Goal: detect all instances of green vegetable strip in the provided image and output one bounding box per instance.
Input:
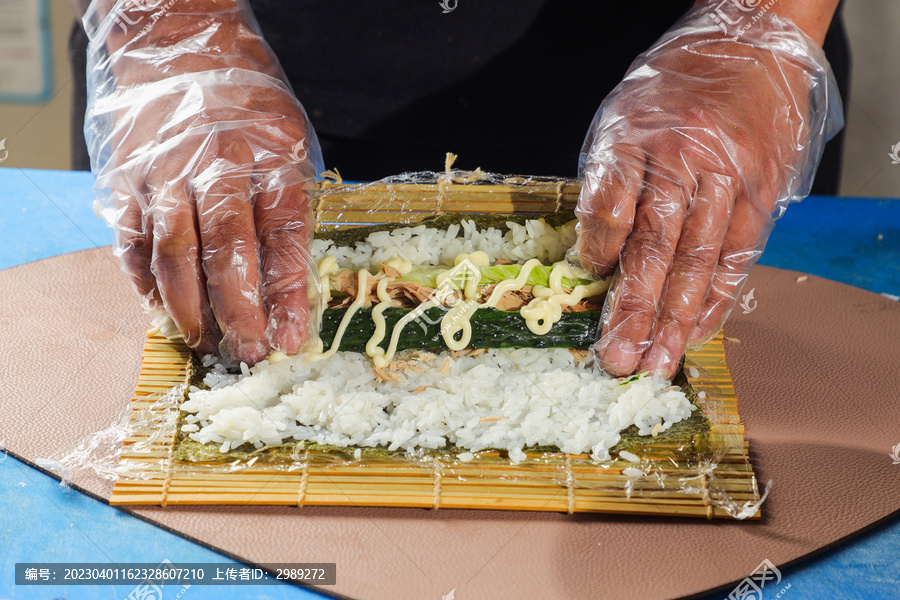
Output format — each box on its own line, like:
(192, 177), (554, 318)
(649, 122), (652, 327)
(319, 307), (602, 352)
(394, 264), (592, 290)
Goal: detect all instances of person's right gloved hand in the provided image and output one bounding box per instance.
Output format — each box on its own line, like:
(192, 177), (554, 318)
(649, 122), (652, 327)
(569, 3), (843, 379)
(83, 0), (324, 365)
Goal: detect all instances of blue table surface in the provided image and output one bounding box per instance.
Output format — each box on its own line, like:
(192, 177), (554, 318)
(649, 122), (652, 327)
(1, 167), (899, 600)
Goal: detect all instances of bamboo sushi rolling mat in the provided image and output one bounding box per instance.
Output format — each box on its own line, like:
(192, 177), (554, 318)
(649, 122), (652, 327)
(110, 176), (760, 518)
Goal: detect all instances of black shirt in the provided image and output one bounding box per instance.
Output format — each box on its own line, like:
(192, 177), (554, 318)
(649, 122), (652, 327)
(253, 0), (692, 178)
(70, 1), (848, 190)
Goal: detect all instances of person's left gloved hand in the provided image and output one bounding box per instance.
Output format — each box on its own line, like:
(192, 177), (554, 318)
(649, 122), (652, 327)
(571, 3), (843, 379)
(83, 0), (324, 365)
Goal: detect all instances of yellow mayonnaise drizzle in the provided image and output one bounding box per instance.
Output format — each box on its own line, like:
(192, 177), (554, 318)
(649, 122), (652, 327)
(317, 256), (339, 306)
(519, 259), (608, 334)
(383, 256), (413, 275)
(374, 299), (438, 368)
(521, 283), (606, 335)
(441, 257), (541, 350)
(311, 268), (371, 361)
(311, 254), (609, 365)
(365, 277), (393, 359)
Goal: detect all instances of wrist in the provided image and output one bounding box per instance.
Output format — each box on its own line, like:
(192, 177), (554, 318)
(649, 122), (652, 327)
(101, 0), (248, 52)
(692, 0), (839, 46)
(90, 0), (281, 88)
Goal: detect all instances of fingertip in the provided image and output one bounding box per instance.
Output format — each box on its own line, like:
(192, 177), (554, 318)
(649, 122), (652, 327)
(271, 321), (305, 355)
(219, 332), (268, 365)
(689, 313), (723, 346)
(687, 327), (707, 346)
(236, 340), (269, 365)
(596, 338), (642, 377)
(264, 290), (310, 355)
(577, 231), (618, 278)
(640, 345), (678, 379)
(192, 315), (223, 356)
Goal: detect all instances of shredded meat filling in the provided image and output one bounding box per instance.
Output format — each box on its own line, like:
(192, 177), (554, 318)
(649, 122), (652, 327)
(329, 269), (435, 309)
(327, 267), (606, 312)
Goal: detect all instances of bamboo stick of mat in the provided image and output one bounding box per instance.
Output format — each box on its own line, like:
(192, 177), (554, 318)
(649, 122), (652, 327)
(110, 177), (761, 519)
(312, 176), (579, 230)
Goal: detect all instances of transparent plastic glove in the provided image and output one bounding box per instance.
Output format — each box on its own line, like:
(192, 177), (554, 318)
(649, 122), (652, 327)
(570, 3), (843, 378)
(83, 0), (324, 365)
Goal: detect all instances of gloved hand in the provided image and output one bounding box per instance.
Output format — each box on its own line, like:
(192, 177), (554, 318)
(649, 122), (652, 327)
(83, 0), (323, 365)
(571, 2), (843, 378)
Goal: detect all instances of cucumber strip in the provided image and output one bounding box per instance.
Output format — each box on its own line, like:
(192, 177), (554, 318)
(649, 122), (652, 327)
(319, 307), (601, 352)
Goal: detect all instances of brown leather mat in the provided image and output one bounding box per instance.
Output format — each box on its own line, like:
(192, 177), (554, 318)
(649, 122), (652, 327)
(2, 248), (899, 600)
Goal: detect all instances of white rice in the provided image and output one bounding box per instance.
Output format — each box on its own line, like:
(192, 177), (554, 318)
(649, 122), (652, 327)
(183, 349), (694, 463)
(618, 450), (641, 463)
(310, 218), (577, 270)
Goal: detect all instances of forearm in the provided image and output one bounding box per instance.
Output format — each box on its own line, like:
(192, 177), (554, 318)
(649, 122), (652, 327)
(693, 0), (840, 45)
(78, 0), (282, 89)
